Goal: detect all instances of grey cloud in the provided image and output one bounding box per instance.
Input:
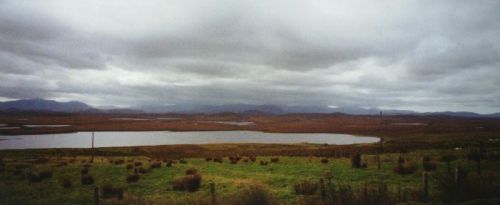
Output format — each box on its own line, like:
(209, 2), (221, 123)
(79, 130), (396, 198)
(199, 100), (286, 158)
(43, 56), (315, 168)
(0, 3), (106, 73)
(0, 0), (499, 113)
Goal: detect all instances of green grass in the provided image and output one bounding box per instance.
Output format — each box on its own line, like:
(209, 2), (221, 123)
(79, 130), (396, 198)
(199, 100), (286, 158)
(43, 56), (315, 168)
(0, 150), (498, 204)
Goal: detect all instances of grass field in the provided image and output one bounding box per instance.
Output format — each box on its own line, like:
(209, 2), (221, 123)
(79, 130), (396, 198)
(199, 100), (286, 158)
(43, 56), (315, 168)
(1, 147), (499, 205)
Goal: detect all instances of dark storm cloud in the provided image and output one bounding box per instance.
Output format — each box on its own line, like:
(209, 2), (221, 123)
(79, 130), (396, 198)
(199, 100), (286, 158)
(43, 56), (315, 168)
(0, 0), (499, 113)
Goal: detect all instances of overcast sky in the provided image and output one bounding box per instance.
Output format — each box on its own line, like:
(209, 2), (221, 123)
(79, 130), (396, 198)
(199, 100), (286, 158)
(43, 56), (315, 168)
(1, 1), (499, 113)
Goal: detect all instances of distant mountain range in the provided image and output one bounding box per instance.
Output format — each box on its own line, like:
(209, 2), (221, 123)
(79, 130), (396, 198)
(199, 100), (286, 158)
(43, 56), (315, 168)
(0, 98), (140, 114)
(0, 98), (95, 113)
(0, 98), (499, 118)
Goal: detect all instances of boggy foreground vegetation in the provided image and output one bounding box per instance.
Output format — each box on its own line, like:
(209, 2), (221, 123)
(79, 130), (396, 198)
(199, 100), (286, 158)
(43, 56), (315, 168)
(0, 140), (499, 205)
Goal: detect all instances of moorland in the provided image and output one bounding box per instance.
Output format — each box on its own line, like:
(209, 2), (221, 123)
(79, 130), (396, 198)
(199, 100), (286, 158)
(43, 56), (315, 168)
(0, 113), (499, 204)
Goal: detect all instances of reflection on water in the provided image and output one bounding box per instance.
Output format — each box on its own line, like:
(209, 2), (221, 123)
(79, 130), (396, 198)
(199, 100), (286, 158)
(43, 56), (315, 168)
(0, 131), (379, 150)
(0, 127), (20, 130)
(23, 125), (72, 128)
(111, 118), (151, 121)
(198, 121), (255, 126)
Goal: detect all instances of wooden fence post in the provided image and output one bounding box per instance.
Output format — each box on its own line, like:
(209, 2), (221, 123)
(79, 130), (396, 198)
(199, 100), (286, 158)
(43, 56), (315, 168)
(362, 182), (368, 205)
(377, 154), (381, 170)
(94, 186), (99, 205)
(209, 180), (216, 205)
(324, 171), (333, 185)
(397, 184), (402, 203)
(454, 166), (462, 201)
(319, 178), (326, 203)
(422, 172), (428, 202)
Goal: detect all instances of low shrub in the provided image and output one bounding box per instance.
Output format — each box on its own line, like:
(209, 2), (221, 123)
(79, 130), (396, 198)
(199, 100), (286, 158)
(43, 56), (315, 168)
(351, 153), (362, 168)
(27, 171), (52, 183)
(338, 184), (357, 205)
(179, 159), (187, 164)
(81, 167), (89, 175)
(270, 157), (279, 163)
(321, 158), (329, 164)
(138, 167), (150, 174)
(260, 160), (268, 166)
(61, 178), (71, 188)
(184, 173), (202, 192)
(126, 164), (133, 170)
(101, 184), (124, 200)
(423, 161), (437, 172)
(185, 168), (198, 175)
(127, 174), (140, 183)
(229, 156), (241, 164)
(134, 162), (142, 167)
(39, 170), (52, 179)
(55, 162), (68, 167)
(231, 185), (274, 205)
(363, 182), (393, 205)
(12, 169), (23, 176)
(213, 157), (223, 163)
(396, 155), (405, 164)
(81, 175), (94, 185)
(14, 164), (30, 170)
(393, 161), (417, 175)
(422, 155), (432, 162)
(33, 158), (49, 164)
(171, 171), (202, 192)
(249, 156), (257, 162)
(27, 173), (42, 183)
(205, 157), (213, 162)
(83, 164), (92, 168)
(293, 180), (318, 195)
(150, 162), (161, 169)
(114, 159), (125, 165)
(172, 177), (185, 191)
(166, 160), (173, 167)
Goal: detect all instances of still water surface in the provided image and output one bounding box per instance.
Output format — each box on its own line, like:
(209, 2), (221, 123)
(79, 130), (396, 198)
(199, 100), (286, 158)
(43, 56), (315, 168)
(0, 131), (379, 150)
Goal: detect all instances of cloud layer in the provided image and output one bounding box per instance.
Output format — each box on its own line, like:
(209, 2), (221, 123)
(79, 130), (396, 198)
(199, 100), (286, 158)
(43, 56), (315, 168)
(1, 0), (499, 113)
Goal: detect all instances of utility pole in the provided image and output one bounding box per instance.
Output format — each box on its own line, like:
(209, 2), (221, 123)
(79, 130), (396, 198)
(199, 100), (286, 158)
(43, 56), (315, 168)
(91, 131), (95, 163)
(377, 111), (383, 170)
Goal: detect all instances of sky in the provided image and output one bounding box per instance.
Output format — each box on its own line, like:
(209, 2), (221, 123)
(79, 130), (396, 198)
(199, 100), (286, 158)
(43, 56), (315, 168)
(0, 0), (499, 113)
